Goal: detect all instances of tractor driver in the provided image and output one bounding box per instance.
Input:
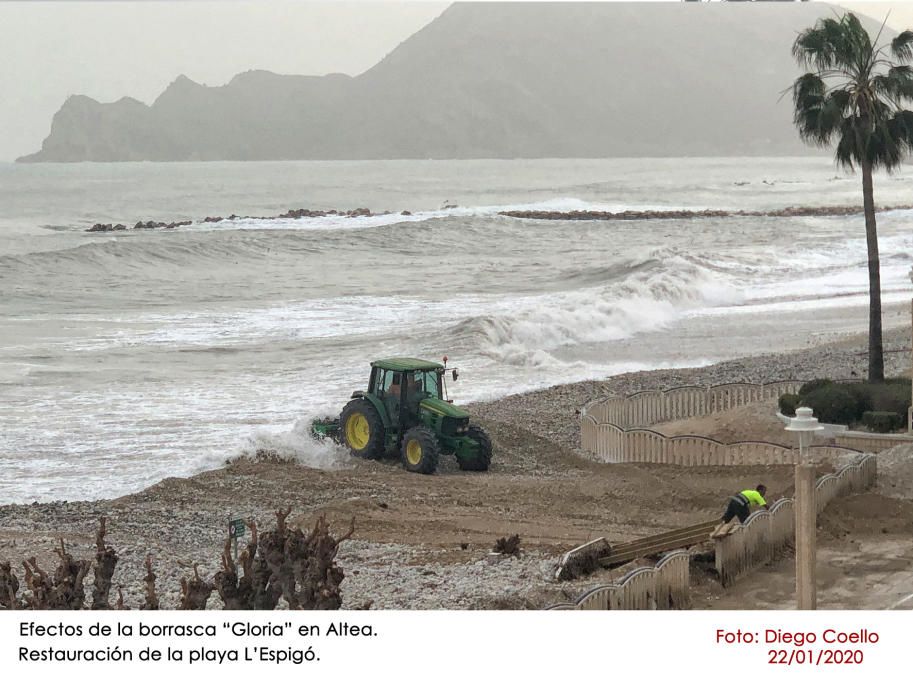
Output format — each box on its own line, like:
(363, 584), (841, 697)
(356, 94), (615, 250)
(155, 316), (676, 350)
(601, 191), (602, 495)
(388, 373), (402, 398)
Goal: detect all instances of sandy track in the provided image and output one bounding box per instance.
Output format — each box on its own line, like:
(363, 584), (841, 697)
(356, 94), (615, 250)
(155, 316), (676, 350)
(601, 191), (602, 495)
(1, 325), (911, 609)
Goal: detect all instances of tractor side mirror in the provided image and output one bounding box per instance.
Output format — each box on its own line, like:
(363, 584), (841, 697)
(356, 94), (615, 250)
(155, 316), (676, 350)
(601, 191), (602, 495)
(452, 369), (459, 381)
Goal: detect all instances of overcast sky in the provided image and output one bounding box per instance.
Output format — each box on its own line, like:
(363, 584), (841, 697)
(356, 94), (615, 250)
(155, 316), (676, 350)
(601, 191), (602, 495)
(1, 1), (912, 162)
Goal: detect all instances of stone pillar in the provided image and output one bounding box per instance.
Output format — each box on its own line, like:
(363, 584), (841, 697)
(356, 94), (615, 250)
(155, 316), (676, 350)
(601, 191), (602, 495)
(795, 458), (817, 610)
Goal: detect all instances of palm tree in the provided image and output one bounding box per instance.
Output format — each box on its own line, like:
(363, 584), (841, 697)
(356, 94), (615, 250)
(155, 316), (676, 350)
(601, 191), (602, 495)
(792, 12), (913, 382)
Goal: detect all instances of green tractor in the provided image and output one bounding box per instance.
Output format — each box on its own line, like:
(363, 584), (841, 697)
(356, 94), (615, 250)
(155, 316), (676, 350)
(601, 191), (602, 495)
(311, 357), (492, 474)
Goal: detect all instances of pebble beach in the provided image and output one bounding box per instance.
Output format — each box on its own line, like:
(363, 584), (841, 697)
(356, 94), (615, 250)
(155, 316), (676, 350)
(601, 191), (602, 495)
(1, 325), (910, 610)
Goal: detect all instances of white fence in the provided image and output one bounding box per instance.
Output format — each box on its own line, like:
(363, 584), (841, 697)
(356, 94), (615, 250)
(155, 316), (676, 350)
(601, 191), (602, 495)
(714, 454), (877, 586)
(584, 381), (805, 429)
(581, 380), (864, 466)
(581, 418), (858, 467)
(545, 550), (690, 611)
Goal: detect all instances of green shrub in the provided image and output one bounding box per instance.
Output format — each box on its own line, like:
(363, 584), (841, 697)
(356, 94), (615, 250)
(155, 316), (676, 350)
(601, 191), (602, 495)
(798, 378), (834, 397)
(861, 411), (904, 433)
(867, 382), (911, 416)
(778, 393), (800, 416)
(799, 384), (863, 424)
(846, 382), (875, 414)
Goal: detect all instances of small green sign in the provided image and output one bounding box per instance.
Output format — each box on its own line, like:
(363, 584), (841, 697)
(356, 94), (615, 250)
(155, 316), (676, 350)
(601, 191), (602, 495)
(229, 518), (246, 539)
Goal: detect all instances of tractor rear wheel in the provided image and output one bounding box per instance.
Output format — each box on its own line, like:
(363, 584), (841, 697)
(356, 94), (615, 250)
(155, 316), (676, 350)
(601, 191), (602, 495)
(340, 399), (386, 460)
(400, 426), (440, 475)
(457, 425), (492, 472)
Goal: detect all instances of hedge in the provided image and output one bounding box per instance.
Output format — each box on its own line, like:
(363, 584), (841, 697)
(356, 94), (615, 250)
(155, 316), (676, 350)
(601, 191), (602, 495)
(861, 411), (904, 433)
(782, 377), (911, 430)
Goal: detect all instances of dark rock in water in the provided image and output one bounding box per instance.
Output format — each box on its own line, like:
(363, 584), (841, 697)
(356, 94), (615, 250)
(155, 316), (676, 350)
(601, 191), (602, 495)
(131, 220), (191, 230)
(499, 202), (913, 222)
(87, 222), (130, 232)
(203, 216), (223, 223)
(401, 210), (412, 216)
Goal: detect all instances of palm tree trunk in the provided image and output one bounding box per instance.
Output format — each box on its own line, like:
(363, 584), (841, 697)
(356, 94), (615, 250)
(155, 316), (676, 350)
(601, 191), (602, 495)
(861, 160), (884, 383)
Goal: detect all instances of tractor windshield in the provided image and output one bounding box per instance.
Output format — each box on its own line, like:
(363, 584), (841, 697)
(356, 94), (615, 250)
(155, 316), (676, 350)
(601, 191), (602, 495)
(410, 370), (442, 399)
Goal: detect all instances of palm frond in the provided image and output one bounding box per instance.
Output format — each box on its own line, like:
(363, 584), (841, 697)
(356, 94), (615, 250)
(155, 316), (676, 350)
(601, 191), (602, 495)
(888, 110), (913, 148)
(846, 13), (874, 74)
(891, 30), (913, 61)
(792, 75), (847, 146)
(872, 65), (913, 106)
(793, 19), (844, 72)
(834, 120), (858, 169)
(868, 120), (905, 172)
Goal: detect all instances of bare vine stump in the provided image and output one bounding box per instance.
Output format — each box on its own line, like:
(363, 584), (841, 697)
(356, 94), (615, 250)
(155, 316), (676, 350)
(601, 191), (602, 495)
(21, 541), (91, 610)
(180, 564), (214, 610)
(0, 561), (19, 610)
(91, 517), (118, 609)
(142, 555), (159, 610)
(7, 510), (351, 610)
(214, 510), (353, 610)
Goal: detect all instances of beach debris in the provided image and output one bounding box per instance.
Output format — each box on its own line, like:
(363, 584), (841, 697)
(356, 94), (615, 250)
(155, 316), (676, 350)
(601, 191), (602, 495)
(493, 534), (521, 557)
(555, 538), (613, 581)
(710, 521), (741, 539)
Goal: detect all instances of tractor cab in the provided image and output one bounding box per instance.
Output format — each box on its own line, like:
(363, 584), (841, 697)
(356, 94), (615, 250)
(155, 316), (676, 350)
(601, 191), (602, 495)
(369, 358), (444, 426)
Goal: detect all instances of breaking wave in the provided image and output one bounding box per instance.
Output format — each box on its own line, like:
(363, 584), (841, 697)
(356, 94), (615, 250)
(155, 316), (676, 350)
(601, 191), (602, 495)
(445, 250), (740, 366)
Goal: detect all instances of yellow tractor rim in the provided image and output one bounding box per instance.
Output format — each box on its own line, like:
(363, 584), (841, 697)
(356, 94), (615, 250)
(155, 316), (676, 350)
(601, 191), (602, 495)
(405, 438), (423, 465)
(345, 413), (370, 450)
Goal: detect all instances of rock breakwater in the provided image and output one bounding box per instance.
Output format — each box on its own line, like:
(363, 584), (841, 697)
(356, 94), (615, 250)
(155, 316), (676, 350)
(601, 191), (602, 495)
(498, 203), (913, 221)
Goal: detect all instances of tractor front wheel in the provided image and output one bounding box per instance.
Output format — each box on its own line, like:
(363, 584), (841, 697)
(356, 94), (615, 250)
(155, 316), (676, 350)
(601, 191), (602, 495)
(400, 426), (440, 475)
(340, 399), (386, 460)
(457, 425), (492, 472)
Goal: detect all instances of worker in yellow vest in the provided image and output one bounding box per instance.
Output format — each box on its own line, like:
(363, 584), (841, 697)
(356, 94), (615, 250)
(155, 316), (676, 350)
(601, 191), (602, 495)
(721, 485), (769, 524)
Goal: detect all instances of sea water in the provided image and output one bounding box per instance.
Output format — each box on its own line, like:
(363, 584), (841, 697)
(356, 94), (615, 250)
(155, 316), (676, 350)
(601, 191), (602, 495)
(2, 157), (911, 502)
